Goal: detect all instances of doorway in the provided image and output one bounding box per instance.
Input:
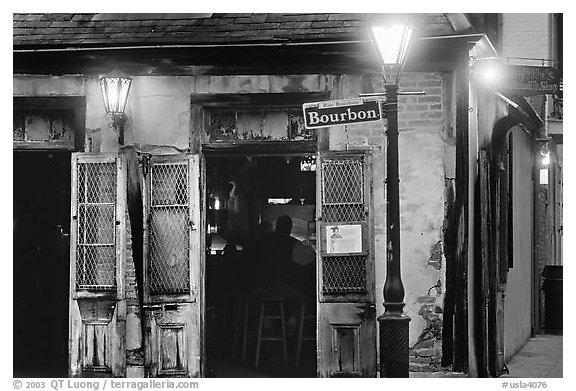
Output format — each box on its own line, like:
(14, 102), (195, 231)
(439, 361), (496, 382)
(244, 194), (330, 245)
(13, 151), (71, 377)
(204, 154), (317, 377)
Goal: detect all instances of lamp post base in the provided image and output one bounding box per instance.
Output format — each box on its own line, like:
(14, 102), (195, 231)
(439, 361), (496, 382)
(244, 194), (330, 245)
(378, 313), (410, 377)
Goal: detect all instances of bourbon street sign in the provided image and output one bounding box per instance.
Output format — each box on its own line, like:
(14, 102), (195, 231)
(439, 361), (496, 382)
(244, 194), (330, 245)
(302, 98), (382, 129)
(502, 65), (560, 96)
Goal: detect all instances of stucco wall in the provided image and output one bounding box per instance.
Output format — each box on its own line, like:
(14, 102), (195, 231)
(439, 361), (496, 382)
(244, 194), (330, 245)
(501, 12), (547, 361)
(504, 127), (534, 361)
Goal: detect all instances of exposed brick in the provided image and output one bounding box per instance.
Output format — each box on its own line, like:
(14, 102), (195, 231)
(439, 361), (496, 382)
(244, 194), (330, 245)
(412, 356), (434, 363)
(417, 80), (443, 88)
(404, 104), (430, 112)
(420, 111), (443, 119)
(418, 96), (442, 103)
(408, 119), (443, 127)
(425, 88), (443, 96)
(400, 112), (421, 120)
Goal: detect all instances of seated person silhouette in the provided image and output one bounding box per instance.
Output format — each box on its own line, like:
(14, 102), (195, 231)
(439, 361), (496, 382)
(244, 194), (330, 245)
(255, 215), (315, 299)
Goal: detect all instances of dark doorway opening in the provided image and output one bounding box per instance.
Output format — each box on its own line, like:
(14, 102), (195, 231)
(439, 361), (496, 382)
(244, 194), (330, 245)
(13, 151), (71, 377)
(204, 155), (317, 377)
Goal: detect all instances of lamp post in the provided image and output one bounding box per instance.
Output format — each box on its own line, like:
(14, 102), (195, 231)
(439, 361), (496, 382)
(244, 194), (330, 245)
(369, 23), (414, 378)
(100, 69), (132, 145)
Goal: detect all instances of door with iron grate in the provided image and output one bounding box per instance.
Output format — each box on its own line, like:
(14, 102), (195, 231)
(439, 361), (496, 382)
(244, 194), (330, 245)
(142, 154), (202, 378)
(69, 153), (127, 377)
(316, 151), (377, 377)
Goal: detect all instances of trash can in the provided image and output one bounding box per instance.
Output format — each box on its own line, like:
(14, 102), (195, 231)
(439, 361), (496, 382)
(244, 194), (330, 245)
(542, 265), (563, 330)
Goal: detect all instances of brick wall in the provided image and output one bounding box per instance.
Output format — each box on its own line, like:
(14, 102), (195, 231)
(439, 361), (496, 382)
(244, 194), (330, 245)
(501, 14), (551, 64)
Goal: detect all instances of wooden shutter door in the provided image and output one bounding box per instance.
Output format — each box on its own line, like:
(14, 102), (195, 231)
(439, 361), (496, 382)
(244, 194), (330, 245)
(316, 151), (377, 377)
(142, 154), (202, 378)
(69, 153), (127, 377)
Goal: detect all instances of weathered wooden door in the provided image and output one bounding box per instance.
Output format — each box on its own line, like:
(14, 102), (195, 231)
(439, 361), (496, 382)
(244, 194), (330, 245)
(491, 153), (507, 378)
(142, 154), (202, 377)
(69, 153), (127, 377)
(478, 150), (491, 377)
(479, 150), (506, 377)
(316, 151), (377, 377)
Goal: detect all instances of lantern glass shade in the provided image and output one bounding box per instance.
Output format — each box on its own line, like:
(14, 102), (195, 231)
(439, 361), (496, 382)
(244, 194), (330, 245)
(370, 24), (414, 68)
(99, 72), (132, 115)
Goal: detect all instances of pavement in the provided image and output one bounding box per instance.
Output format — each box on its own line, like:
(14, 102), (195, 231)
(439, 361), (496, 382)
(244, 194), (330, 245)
(409, 333), (563, 378)
(500, 333), (563, 378)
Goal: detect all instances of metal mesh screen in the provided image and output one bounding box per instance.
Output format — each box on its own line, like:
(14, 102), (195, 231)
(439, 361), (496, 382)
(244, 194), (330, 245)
(149, 163), (190, 294)
(322, 157), (365, 222)
(322, 255), (367, 294)
(76, 162), (117, 290)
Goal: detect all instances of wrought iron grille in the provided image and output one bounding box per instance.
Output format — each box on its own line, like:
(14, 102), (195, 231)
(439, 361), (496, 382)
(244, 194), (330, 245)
(149, 163), (190, 294)
(551, 85), (563, 120)
(76, 162), (117, 290)
(322, 255), (367, 294)
(321, 156), (365, 222)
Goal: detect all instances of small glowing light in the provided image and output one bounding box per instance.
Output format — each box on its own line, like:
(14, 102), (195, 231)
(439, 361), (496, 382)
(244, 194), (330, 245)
(541, 151), (550, 166)
(268, 198), (293, 205)
(540, 168), (549, 185)
(473, 59), (506, 89)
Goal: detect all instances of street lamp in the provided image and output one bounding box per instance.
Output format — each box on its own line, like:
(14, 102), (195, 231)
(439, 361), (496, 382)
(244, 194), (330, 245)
(100, 69), (132, 145)
(369, 22), (414, 378)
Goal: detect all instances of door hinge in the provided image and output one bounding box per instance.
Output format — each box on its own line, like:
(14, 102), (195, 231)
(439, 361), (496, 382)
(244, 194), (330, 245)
(138, 153), (152, 177)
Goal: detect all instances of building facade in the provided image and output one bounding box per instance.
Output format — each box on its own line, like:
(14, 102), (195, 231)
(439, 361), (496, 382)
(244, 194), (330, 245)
(12, 13), (561, 378)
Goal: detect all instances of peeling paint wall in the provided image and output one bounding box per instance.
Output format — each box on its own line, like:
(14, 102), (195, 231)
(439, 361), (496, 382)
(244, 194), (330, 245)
(326, 72), (449, 356)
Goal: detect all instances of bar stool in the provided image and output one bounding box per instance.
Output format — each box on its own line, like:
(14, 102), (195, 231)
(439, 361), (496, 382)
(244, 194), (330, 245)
(231, 295), (254, 363)
(254, 297), (289, 368)
(295, 298), (316, 368)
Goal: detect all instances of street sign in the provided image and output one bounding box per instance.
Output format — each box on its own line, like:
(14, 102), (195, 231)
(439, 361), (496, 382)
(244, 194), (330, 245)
(302, 98), (382, 129)
(472, 60), (561, 96)
(502, 65), (560, 96)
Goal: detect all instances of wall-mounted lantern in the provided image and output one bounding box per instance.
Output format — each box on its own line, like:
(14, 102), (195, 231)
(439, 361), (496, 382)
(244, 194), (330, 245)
(537, 138), (551, 185)
(100, 69), (132, 145)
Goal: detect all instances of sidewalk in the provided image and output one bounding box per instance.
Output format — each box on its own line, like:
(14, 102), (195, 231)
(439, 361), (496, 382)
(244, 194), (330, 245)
(500, 333), (563, 378)
(409, 333), (562, 378)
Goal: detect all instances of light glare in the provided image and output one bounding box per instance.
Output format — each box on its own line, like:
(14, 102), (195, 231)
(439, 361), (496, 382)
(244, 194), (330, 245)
(371, 25), (414, 65)
(473, 59), (505, 89)
(541, 151), (550, 166)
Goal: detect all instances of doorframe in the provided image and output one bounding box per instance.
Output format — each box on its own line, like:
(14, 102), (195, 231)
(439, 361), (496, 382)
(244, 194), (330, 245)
(200, 144), (318, 376)
(13, 95), (86, 377)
